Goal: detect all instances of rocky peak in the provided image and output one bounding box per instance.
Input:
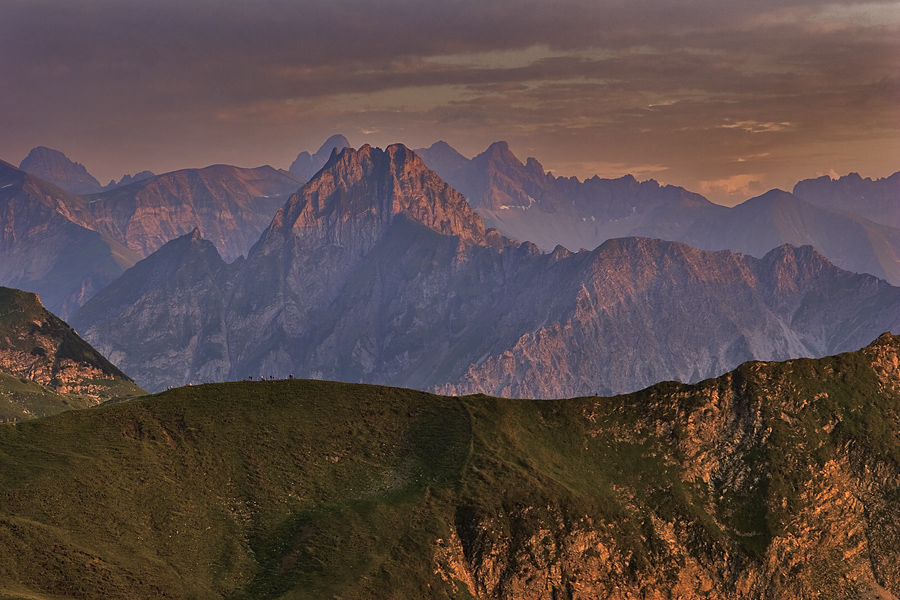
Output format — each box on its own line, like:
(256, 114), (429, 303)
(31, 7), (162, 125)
(19, 146), (103, 195)
(272, 144), (489, 251)
(102, 170), (156, 191)
(525, 156), (545, 177)
(477, 141), (516, 164)
(472, 142), (538, 182)
(468, 141), (549, 211)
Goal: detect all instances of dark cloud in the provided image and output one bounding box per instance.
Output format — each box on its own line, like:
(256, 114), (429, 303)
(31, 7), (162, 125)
(1, 0), (897, 202)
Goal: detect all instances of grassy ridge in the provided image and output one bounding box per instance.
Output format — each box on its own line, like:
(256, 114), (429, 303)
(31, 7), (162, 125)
(0, 380), (472, 599)
(0, 336), (899, 598)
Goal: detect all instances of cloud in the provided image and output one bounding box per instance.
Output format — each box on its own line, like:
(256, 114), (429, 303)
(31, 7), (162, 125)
(1, 0), (897, 188)
(720, 120), (796, 133)
(700, 174), (767, 199)
(735, 152), (771, 162)
(547, 160), (670, 181)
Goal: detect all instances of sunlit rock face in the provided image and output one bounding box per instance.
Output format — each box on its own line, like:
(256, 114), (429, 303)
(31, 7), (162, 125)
(0, 285), (143, 418)
(82, 164), (302, 263)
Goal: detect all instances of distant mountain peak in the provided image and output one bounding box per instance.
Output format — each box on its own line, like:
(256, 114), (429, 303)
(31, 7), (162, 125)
(289, 134), (353, 180)
(525, 157), (544, 177)
(102, 170), (156, 191)
(479, 141), (517, 162)
(274, 143), (489, 250)
(316, 134), (351, 158)
(792, 170), (900, 230)
(19, 146), (103, 194)
(425, 140), (462, 154)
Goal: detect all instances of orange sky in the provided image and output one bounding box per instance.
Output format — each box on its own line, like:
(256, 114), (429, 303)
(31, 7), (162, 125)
(1, 0), (898, 205)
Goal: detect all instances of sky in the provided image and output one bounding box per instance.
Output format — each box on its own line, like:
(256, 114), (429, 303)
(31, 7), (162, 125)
(1, 0), (898, 205)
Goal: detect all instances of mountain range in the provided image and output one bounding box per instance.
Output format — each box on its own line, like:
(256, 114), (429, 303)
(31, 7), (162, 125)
(0, 159), (141, 319)
(80, 163), (302, 262)
(416, 140), (728, 254)
(417, 141), (900, 285)
(18, 146), (155, 194)
(0, 158), (302, 317)
(70, 145), (900, 397)
(3, 138), (899, 398)
(1, 333), (899, 598)
(794, 170), (900, 229)
(2, 135), (900, 598)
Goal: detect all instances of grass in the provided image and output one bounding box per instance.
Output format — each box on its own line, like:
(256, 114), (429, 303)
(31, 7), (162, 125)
(0, 335), (898, 598)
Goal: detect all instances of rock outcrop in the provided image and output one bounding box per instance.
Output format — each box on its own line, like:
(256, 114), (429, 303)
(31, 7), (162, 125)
(440, 333), (900, 599)
(101, 170), (156, 191)
(0, 286), (144, 420)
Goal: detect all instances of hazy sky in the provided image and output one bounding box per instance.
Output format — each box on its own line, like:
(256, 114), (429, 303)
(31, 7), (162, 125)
(2, 0), (898, 205)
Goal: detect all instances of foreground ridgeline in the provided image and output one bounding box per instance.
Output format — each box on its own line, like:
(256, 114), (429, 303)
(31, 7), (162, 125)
(1, 334), (900, 598)
(0, 287), (145, 421)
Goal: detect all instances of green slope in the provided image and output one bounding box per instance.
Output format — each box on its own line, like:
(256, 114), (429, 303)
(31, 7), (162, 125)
(1, 335), (900, 598)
